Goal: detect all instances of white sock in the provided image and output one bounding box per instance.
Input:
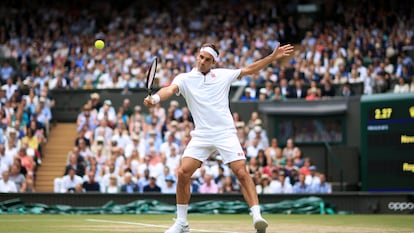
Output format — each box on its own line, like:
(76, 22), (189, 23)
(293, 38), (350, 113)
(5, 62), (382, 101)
(250, 205), (262, 219)
(176, 204), (188, 223)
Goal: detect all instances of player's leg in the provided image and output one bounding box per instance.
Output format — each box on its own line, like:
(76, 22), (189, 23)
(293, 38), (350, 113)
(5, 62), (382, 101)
(165, 157), (201, 233)
(176, 156), (202, 213)
(215, 131), (268, 233)
(165, 134), (211, 233)
(229, 159), (258, 206)
(229, 159), (268, 233)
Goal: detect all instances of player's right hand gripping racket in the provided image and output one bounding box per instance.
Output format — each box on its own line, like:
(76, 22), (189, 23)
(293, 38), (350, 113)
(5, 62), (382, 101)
(146, 56), (158, 100)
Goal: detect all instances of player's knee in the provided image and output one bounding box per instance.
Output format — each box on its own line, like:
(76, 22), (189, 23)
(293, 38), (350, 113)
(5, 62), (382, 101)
(234, 169), (250, 183)
(177, 167), (192, 180)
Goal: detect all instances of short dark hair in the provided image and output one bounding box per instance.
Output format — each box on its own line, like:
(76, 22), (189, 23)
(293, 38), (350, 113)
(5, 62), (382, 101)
(201, 43), (219, 57)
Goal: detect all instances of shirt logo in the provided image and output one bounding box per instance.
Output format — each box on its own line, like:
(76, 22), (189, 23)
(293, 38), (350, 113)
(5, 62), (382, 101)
(211, 73), (216, 78)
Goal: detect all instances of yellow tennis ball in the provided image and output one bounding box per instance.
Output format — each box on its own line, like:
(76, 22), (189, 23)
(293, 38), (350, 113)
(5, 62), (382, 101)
(94, 40), (105, 49)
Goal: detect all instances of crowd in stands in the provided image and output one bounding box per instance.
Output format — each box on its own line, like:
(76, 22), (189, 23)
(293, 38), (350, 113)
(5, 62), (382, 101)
(54, 92), (331, 194)
(238, 4), (414, 101)
(1, 0), (414, 193)
(0, 70), (53, 193)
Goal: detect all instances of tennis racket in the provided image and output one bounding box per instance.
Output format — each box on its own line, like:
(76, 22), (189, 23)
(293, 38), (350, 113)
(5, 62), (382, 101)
(146, 56), (158, 99)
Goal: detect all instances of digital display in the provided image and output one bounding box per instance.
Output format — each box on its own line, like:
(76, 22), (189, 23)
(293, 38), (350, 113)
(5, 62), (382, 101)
(361, 93), (414, 192)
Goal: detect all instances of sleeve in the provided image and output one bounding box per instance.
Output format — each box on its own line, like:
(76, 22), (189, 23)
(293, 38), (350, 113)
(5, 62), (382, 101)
(216, 68), (241, 84)
(230, 69), (242, 82)
(171, 74), (185, 96)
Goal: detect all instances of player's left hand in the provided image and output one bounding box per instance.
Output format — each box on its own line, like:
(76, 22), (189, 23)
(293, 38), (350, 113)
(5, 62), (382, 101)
(272, 43), (294, 60)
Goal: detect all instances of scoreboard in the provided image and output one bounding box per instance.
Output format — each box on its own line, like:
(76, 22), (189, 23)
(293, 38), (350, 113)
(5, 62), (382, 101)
(360, 93), (414, 191)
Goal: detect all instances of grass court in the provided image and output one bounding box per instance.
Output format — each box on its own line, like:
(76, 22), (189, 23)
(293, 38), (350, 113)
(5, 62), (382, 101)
(0, 214), (413, 233)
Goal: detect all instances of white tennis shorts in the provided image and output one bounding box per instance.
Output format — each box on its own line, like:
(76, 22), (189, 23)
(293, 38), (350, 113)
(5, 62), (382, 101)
(183, 130), (246, 164)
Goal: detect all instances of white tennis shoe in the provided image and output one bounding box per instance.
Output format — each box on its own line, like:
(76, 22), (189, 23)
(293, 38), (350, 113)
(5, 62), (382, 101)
(164, 220), (190, 233)
(253, 217), (268, 233)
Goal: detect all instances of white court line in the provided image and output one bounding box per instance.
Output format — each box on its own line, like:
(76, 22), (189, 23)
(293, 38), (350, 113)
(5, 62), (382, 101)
(86, 218), (241, 233)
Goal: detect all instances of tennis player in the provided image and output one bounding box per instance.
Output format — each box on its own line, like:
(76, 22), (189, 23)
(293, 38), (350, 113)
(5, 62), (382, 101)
(144, 42), (294, 233)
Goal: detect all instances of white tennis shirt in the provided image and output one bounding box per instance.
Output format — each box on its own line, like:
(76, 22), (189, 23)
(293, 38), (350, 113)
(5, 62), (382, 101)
(172, 68), (241, 134)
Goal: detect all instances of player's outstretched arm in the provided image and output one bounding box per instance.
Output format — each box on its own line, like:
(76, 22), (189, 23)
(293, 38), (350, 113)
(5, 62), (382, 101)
(239, 43), (294, 78)
(143, 84), (179, 108)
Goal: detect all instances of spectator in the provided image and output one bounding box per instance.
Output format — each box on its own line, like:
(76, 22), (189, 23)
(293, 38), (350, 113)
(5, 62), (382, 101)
(168, 100), (183, 121)
(257, 174), (273, 194)
(255, 150), (269, 171)
(374, 63), (391, 93)
(13, 157), (27, 177)
(305, 166), (320, 187)
(263, 80), (275, 99)
(100, 162), (121, 192)
(265, 138), (282, 166)
(0, 143), (13, 173)
(210, 155), (231, 179)
(269, 86), (286, 100)
(305, 81), (321, 101)
(219, 176), (239, 193)
(240, 87), (256, 101)
(89, 93), (102, 112)
(124, 133), (146, 160)
(0, 170), (17, 193)
(143, 175), (161, 193)
(292, 173), (311, 193)
(0, 61), (14, 83)
(299, 157), (313, 176)
(311, 173), (332, 193)
(120, 172), (139, 193)
(393, 77), (410, 93)
(258, 88), (268, 101)
(17, 147), (35, 176)
(292, 147), (305, 168)
(125, 148), (142, 178)
(340, 82), (354, 97)
(105, 175), (120, 193)
(129, 105), (144, 134)
(76, 104), (98, 134)
(82, 170), (100, 192)
(161, 175), (176, 194)
(75, 127), (91, 148)
(8, 164), (26, 192)
(65, 152), (86, 177)
(20, 128), (40, 159)
(2, 77), (18, 100)
(97, 99), (117, 126)
(320, 79), (336, 98)
(199, 173), (219, 194)
(190, 175), (201, 194)
(282, 138), (295, 159)
(278, 78), (291, 98)
(288, 79), (307, 99)
(77, 137), (92, 161)
(246, 157), (260, 176)
(247, 125), (269, 151)
(94, 119), (113, 145)
(36, 97), (52, 134)
(164, 145), (181, 175)
(59, 167), (83, 193)
(305, 88), (320, 101)
(271, 171), (293, 194)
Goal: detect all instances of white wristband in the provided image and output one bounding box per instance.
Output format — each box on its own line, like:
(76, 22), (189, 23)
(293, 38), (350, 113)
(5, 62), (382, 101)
(152, 94), (160, 104)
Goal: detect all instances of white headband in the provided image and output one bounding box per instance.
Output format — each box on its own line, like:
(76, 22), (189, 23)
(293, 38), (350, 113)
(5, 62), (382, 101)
(200, 47), (219, 61)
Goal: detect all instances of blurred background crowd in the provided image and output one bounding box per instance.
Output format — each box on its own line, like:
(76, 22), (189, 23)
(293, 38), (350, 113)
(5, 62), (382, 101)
(0, 0), (413, 193)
